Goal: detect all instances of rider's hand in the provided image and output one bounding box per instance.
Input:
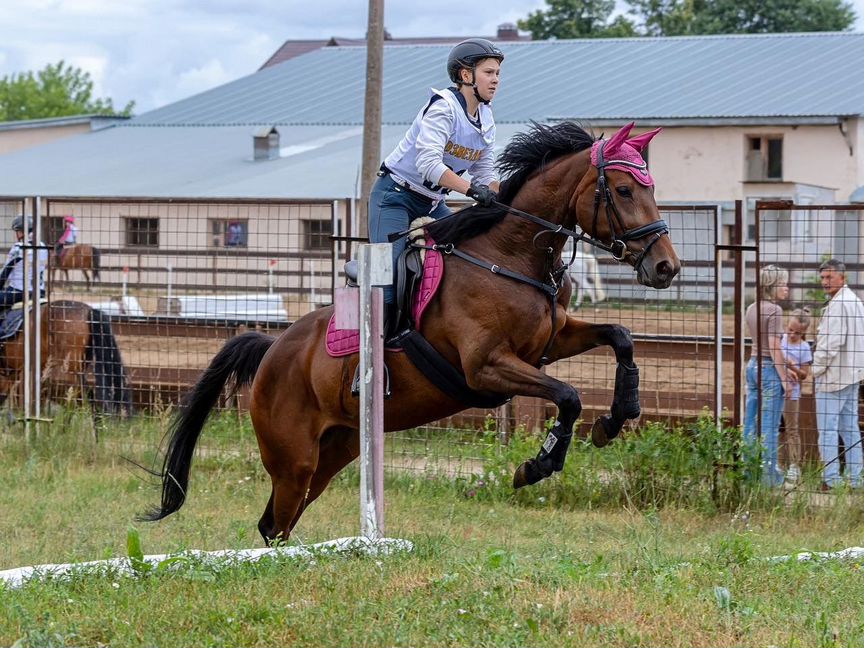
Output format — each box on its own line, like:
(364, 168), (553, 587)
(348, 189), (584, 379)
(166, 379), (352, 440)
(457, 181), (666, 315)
(466, 183), (498, 207)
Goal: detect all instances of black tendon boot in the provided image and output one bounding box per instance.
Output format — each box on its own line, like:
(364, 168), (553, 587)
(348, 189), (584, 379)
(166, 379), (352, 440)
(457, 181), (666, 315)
(513, 421), (573, 488)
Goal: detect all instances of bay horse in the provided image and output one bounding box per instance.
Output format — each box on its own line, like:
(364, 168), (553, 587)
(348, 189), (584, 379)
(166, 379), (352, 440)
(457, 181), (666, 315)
(52, 244), (101, 289)
(0, 300), (132, 421)
(144, 121), (681, 542)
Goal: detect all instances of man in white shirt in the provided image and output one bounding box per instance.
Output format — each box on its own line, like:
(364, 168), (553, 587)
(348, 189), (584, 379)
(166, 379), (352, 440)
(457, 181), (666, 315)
(812, 258), (864, 489)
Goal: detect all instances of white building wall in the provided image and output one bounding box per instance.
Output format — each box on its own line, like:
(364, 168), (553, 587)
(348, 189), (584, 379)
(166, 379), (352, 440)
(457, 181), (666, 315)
(647, 121), (862, 204)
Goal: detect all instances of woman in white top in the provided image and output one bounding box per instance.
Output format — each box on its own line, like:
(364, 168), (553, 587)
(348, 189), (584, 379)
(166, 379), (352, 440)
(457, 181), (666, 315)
(368, 38), (504, 334)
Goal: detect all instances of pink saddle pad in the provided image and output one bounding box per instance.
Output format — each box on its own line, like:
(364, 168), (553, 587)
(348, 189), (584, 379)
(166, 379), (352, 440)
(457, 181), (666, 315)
(325, 245), (444, 357)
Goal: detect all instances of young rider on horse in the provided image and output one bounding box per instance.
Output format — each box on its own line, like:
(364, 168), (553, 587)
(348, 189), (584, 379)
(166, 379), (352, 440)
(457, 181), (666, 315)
(368, 38), (504, 334)
(55, 214), (78, 257)
(0, 215), (49, 309)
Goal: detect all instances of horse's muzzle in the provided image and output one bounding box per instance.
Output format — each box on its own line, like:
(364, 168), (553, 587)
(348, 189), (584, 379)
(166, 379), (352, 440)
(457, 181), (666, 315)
(637, 258), (679, 289)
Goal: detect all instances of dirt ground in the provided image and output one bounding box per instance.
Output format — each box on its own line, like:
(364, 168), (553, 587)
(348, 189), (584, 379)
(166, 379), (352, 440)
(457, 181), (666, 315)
(569, 303), (734, 337)
(50, 288), (740, 403)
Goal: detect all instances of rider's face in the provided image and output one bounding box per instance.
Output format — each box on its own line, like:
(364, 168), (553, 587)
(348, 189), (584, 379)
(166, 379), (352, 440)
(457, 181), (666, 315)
(462, 58), (501, 102)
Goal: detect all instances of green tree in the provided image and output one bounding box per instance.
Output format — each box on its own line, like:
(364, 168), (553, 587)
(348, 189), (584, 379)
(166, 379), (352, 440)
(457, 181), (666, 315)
(627, 0), (856, 36)
(518, 0), (638, 39)
(0, 61), (134, 122)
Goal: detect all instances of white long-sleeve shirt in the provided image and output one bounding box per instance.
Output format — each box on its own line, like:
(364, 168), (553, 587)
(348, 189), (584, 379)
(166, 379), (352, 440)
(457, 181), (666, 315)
(2, 238), (48, 292)
(812, 284), (864, 392)
(384, 87), (497, 200)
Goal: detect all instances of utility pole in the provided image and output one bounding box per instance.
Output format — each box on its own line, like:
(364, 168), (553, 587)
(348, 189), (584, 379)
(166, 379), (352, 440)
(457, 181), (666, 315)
(358, 0), (384, 238)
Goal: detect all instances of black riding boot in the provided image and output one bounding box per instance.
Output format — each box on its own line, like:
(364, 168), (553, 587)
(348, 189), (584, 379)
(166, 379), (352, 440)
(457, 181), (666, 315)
(383, 302), (400, 342)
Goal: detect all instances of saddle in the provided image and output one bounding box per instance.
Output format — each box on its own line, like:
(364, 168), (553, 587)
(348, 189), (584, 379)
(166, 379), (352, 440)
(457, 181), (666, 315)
(339, 225), (509, 409)
(0, 298), (49, 341)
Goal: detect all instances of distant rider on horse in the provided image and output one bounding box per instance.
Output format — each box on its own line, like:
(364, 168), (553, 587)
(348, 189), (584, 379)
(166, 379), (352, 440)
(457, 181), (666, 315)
(0, 215), (49, 309)
(55, 215), (78, 258)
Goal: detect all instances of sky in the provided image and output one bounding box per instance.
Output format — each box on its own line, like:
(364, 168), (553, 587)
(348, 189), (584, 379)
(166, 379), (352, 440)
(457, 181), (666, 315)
(1, 0), (863, 116)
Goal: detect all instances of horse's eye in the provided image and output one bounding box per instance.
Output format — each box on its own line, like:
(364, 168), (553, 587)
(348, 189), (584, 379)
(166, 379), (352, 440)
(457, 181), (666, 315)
(615, 186), (633, 198)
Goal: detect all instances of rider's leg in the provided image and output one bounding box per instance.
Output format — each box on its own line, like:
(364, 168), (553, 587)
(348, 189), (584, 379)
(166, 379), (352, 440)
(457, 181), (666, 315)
(368, 174), (413, 306)
(0, 288), (22, 318)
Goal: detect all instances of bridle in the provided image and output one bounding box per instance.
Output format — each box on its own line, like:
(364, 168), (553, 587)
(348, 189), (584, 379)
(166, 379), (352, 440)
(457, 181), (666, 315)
(587, 138), (669, 272)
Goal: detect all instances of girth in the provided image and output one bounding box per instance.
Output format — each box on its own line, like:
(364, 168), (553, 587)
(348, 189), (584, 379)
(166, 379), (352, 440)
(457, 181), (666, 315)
(392, 329), (510, 409)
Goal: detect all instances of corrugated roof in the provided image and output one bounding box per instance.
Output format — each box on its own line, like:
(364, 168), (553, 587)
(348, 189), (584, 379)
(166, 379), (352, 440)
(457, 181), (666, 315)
(135, 32), (864, 127)
(0, 123), (530, 198)
(259, 29), (529, 70)
(0, 32), (862, 199)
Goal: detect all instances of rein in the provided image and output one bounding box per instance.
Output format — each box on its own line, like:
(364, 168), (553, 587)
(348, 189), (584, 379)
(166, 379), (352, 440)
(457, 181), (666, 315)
(394, 138), (671, 365)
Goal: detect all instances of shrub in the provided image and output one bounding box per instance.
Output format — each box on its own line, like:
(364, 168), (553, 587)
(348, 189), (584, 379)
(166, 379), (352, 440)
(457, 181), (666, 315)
(459, 412), (769, 513)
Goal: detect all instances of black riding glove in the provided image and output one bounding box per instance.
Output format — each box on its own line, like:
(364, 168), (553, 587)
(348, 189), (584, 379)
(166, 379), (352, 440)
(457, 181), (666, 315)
(466, 183), (498, 207)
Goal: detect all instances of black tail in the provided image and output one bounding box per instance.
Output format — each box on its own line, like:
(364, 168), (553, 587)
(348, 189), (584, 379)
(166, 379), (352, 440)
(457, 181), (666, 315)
(141, 331), (275, 521)
(86, 308), (133, 417)
(92, 247), (101, 280)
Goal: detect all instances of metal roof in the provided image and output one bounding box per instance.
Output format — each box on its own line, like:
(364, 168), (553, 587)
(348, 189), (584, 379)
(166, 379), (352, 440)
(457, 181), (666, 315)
(0, 114), (128, 132)
(259, 29), (529, 70)
(0, 123), (534, 198)
(135, 31), (864, 126)
(0, 31), (863, 199)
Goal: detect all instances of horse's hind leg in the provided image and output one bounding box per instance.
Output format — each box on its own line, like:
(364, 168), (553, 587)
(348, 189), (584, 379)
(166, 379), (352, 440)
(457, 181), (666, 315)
(544, 318), (641, 448)
(257, 489), (276, 542)
(257, 426), (359, 544)
(287, 426), (359, 532)
(261, 455), (318, 545)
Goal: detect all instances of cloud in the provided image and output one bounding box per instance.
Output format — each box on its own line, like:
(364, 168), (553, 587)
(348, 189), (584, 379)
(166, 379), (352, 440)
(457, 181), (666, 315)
(3, 0), (860, 117)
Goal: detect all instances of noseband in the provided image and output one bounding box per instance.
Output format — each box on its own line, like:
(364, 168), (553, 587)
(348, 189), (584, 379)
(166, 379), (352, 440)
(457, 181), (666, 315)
(585, 138), (669, 273)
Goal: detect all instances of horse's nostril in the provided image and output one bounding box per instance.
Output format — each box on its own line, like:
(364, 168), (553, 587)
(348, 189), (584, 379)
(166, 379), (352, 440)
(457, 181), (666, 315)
(655, 260), (673, 279)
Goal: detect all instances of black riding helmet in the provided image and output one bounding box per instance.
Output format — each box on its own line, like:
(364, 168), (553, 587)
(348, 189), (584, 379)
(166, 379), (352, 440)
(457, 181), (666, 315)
(11, 215), (31, 232)
(447, 38), (504, 104)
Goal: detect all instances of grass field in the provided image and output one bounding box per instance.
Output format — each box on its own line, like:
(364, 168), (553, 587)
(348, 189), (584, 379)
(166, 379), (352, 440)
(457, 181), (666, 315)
(2, 412), (864, 647)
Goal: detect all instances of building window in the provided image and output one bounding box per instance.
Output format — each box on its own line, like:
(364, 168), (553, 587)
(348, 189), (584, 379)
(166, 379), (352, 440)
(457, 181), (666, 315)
(46, 216), (65, 244)
(210, 219), (248, 248)
(746, 198), (791, 241)
(303, 219), (330, 250)
(760, 209), (792, 242)
(125, 217), (159, 247)
(745, 136), (783, 181)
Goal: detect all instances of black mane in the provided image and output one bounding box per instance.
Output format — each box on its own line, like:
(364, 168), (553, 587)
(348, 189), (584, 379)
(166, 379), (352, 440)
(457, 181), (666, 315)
(427, 121), (595, 245)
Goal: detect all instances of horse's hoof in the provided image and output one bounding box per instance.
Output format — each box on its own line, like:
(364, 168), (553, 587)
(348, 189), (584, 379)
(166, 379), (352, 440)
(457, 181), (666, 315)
(591, 417), (611, 448)
(513, 460), (544, 489)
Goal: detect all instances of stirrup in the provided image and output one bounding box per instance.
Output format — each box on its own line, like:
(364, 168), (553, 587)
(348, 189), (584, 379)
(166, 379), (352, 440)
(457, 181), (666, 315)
(351, 362), (392, 399)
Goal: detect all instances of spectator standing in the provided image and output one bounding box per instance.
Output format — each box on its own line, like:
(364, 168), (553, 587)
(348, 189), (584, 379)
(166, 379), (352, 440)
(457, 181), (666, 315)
(743, 264), (790, 487)
(812, 259), (864, 489)
(780, 307), (812, 484)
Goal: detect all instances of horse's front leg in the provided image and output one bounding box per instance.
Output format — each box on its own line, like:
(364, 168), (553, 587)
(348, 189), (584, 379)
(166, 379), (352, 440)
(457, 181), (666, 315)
(545, 315), (640, 449)
(464, 351), (581, 489)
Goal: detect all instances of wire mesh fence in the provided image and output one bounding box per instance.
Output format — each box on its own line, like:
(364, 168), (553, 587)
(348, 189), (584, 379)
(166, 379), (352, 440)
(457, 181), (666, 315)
(2, 197), (342, 423)
(0, 195), (861, 490)
(383, 204), (722, 477)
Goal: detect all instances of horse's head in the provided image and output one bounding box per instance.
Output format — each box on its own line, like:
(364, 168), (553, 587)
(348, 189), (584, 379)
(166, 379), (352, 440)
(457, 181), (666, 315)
(570, 122), (680, 289)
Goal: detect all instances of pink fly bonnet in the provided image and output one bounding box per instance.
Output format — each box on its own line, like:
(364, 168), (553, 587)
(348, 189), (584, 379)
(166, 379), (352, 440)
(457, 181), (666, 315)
(590, 122), (661, 187)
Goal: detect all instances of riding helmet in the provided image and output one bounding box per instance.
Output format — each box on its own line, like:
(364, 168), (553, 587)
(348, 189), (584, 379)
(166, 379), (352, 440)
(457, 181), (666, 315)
(447, 38), (504, 84)
(11, 215), (31, 232)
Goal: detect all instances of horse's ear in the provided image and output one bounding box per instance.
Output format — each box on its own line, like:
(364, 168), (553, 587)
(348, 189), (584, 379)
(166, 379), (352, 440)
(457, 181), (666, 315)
(627, 127), (662, 153)
(603, 122), (636, 155)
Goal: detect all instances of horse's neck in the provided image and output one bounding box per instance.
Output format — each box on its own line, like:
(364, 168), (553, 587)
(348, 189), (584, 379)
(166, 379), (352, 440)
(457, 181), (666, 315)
(477, 157), (583, 272)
